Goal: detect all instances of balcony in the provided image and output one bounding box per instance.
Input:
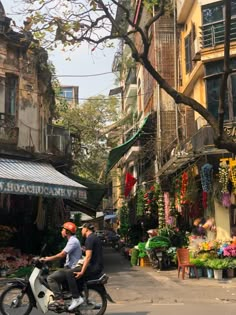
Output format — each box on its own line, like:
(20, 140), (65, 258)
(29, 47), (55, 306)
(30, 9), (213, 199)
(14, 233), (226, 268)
(201, 17), (236, 48)
(124, 68), (137, 112)
(0, 113), (18, 145)
(176, 0), (194, 24)
(45, 124), (72, 156)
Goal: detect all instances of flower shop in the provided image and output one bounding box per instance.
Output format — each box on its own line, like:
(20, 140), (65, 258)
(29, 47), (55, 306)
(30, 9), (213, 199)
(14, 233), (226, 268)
(0, 194), (71, 277)
(118, 154), (236, 278)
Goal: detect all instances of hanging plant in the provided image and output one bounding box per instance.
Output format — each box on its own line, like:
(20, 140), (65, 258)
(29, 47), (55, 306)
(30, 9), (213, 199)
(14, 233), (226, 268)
(144, 184), (159, 215)
(185, 169), (199, 202)
(175, 176), (181, 208)
(136, 189), (145, 217)
(119, 202), (130, 238)
(218, 161), (229, 193)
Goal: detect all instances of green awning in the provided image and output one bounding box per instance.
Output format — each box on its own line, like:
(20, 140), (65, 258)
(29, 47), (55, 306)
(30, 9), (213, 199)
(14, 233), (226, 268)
(67, 174), (107, 211)
(106, 114), (150, 174)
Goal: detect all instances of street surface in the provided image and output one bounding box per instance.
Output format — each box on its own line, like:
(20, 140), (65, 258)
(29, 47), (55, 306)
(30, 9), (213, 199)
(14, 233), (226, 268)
(1, 247), (236, 314)
(103, 247), (236, 314)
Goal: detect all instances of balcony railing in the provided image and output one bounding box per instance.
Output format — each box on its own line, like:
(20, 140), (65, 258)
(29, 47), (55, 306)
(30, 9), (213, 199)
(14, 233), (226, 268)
(45, 124), (72, 156)
(201, 17), (236, 48)
(0, 113), (18, 145)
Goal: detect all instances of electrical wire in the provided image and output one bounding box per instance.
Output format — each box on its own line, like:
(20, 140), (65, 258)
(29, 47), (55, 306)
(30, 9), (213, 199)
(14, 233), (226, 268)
(0, 80), (156, 102)
(54, 72), (116, 77)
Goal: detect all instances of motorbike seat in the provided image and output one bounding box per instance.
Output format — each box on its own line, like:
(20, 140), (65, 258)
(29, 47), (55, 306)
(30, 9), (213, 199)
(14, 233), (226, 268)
(85, 273), (109, 285)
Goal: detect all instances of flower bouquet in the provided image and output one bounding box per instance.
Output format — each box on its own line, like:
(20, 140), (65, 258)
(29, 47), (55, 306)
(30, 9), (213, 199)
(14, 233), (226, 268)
(222, 244), (236, 257)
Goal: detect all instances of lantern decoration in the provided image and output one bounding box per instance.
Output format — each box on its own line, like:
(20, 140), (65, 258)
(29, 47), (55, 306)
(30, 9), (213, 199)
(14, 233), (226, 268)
(200, 163), (213, 192)
(164, 192), (170, 224)
(180, 171), (188, 204)
(158, 192), (165, 229)
(231, 165), (236, 193)
(218, 161), (230, 193)
(200, 163), (213, 210)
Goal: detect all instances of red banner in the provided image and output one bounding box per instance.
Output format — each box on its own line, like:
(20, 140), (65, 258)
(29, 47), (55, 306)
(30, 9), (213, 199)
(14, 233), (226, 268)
(124, 172), (137, 197)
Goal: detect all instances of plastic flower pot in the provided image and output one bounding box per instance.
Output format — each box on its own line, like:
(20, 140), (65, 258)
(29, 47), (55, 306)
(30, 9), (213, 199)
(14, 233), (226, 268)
(206, 268), (213, 278)
(213, 269), (223, 280)
(226, 268), (234, 278)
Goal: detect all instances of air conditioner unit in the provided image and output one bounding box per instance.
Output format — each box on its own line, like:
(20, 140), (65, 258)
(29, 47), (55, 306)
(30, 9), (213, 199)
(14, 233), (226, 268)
(194, 39), (200, 54)
(192, 38), (201, 61)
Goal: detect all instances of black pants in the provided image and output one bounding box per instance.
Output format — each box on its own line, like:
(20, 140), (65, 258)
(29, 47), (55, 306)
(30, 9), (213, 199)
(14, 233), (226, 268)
(66, 266), (101, 298)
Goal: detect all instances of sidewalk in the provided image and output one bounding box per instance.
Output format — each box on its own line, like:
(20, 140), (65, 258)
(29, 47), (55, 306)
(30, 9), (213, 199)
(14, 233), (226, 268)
(103, 248), (236, 304)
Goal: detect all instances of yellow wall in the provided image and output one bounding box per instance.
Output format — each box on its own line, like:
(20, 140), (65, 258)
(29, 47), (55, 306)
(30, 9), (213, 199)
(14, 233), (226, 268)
(214, 200), (230, 240)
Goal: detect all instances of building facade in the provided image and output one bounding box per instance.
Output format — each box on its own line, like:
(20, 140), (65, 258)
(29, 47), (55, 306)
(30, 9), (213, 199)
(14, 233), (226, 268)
(0, 2), (86, 255)
(108, 0), (236, 241)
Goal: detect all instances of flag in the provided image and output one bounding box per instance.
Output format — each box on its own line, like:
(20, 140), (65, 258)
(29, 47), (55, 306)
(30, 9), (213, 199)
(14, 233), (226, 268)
(124, 172), (137, 197)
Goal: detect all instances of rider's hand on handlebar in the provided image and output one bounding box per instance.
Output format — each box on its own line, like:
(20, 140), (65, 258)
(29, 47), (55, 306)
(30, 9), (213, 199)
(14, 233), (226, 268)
(39, 257), (48, 262)
(74, 271), (83, 279)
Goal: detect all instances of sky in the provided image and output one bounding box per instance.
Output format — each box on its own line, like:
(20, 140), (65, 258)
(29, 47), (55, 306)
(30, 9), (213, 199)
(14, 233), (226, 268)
(3, 0), (118, 101)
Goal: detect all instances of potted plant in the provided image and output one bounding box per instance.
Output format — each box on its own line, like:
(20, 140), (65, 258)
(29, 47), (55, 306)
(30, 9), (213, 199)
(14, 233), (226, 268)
(224, 257), (236, 278)
(190, 257), (205, 277)
(206, 258), (228, 280)
(203, 259), (214, 278)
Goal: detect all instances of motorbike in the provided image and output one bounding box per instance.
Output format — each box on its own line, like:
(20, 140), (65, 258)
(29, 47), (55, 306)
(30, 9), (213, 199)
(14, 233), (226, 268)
(146, 247), (170, 270)
(0, 247), (114, 315)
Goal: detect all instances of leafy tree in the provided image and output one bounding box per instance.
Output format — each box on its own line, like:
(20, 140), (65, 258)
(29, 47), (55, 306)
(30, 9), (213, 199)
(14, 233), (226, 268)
(19, 0), (236, 152)
(60, 95), (120, 181)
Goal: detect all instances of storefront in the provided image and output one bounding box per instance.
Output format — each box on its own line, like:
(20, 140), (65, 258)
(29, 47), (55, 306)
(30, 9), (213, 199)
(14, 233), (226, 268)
(0, 158), (87, 275)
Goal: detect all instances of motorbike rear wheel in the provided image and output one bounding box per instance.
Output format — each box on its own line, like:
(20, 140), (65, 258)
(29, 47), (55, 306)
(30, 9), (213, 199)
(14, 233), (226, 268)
(76, 287), (107, 315)
(0, 285), (33, 315)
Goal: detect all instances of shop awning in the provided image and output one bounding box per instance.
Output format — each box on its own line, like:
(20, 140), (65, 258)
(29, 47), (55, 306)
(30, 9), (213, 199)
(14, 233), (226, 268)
(0, 158), (87, 200)
(106, 114), (151, 174)
(66, 174), (107, 211)
(104, 214), (117, 220)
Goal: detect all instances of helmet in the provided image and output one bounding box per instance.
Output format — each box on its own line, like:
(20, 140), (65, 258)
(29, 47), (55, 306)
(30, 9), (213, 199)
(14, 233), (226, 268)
(79, 222), (95, 231)
(62, 222), (77, 234)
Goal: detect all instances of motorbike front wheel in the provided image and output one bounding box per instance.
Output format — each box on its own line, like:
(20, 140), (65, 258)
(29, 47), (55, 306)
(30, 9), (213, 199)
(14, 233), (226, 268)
(76, 287), (107, 315)
(0, 285), (33, 315)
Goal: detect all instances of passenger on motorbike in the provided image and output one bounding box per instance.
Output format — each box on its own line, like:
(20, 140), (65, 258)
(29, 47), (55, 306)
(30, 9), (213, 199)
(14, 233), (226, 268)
(40, 222), (82, 307)
(66, 222), (104, 311)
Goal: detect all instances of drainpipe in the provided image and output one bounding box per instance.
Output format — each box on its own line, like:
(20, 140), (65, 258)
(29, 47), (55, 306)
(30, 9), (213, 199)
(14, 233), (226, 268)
(153, 6), (161, 177)
(174, 0), (179, 146)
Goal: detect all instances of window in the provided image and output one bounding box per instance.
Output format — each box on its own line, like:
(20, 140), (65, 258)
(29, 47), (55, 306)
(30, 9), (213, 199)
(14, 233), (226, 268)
(185, 33), (192, 74)
(202, 1), (236, 48)
(137, 78), (142, 113)
(205, 59), (236, 120)
(202, 3), (223, 25)
(60, 87), (73, 101)
(5, 74), (18, 115)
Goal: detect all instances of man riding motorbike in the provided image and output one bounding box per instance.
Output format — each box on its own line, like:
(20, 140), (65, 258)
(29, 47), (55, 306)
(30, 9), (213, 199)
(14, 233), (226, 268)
(40, 222), (82, 307)
(66, 222), (104, 311)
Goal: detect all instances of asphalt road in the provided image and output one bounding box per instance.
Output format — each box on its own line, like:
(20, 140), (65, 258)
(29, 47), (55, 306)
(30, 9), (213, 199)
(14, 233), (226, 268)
(103, 247), (236, 305)
(2, 246), (236, 315)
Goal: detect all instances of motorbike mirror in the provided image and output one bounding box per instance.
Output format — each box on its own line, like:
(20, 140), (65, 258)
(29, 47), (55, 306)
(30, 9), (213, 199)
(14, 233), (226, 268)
(39, 244), (47, 257)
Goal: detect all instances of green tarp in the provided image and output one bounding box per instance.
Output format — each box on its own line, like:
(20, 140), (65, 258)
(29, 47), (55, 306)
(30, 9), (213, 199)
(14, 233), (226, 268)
(106, 114), (150, 174)
(67, 174), (107, 211)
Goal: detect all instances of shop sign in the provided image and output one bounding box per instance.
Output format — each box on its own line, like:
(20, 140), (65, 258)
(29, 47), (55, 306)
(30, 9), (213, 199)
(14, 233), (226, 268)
(0, 180), (87, 200)
(224, 123), (236, 138)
